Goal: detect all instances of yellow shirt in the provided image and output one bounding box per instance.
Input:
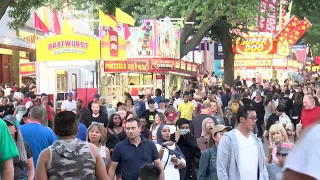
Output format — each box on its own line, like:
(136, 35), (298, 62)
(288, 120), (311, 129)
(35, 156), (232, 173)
(178, 102), (195, 120)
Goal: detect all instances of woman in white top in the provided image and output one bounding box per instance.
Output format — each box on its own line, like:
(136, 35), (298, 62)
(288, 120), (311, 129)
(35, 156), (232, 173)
(87, 122), (111, 170)
(156, 124), (186, 180)
(150, 113), (166, 142)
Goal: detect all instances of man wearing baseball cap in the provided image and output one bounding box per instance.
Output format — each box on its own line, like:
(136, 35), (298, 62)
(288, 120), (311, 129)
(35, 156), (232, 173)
(267, 142), (293, 180)
(61, 92), (76, 111)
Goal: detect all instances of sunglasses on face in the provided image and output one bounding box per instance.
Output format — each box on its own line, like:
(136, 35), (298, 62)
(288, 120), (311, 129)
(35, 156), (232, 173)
(91, 121), (104, 126)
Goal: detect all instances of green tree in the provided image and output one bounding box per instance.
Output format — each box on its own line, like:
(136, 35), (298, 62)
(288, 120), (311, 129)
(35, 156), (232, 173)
(1, 0), (122, 30)
(121, 0), (259, 85)
(290, 0), (320, 57)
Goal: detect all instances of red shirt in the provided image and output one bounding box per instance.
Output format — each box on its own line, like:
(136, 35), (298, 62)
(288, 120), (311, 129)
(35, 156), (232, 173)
(301, 106), (320, 129)
(46, 105), (53, 121)
(23, 98), (30, 105)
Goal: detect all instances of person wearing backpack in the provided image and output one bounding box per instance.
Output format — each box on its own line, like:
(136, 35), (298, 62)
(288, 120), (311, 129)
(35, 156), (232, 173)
(228, 95), (243, 116)
(198, 125), (232, 180)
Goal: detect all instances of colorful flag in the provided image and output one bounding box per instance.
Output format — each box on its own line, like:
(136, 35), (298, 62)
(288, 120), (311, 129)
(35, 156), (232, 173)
(53, 10), (61, 34)
(287, 18), (312, 46)
(42, 7), (49, 28)
(34, 12), (49, 34)
(99, 10), (117, 29)
(124, 24), (131, 40)
(275, 15), (301, 42)
(115, 8), (135, 26)
(61, 19), (73, 34)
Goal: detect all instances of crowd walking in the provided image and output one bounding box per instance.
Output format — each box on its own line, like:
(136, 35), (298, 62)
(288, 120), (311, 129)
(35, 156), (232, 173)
(1, 72), (320, 180)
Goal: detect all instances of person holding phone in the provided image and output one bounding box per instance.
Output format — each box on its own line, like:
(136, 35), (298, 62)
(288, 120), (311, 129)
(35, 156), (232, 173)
(155, 124), (186, 180)
(171, 118), (201, 180)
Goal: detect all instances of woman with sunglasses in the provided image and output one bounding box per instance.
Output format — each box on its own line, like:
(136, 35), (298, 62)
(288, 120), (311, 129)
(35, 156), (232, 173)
(0, 97), (14, 118)
(87, 121), (111, 171)
(3, 115), (34, 180)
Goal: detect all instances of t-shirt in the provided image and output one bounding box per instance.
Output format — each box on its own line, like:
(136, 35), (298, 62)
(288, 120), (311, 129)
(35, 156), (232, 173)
(76, 122), (87, 141)
(278, 97), (293, 117)
(301, 106), (320, 129)
(61, 100), (77, 111)
(284, 124), (320, 179)
(89, 114), (108, 128)
(140, 110), (158, 129)
(134, 100), (146, 118)
(178, 102), (195, 120)
(20, 123), (57, 168)
(235, 129), (258, 180)
(0, 119), (19, 165)
(112, 137), (159, 180)
(153, 96), (165, 104)
(13, 142), (33, 179)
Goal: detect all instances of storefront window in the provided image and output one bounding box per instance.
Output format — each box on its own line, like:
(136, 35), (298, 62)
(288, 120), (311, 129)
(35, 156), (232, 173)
(56, 70), (67, 92)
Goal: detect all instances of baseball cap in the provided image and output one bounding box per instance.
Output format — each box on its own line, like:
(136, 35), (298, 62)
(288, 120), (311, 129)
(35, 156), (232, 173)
(277, 142), (293, 155)
(94, 94), (101, 98)
(212, 124), (232, 135)
(34, 98), (41, 103)
(167, 112), (177, 121)
(41, 93), (47, 97)
(3, 115), (18, 127)
(67, 92), (73, 97)
(138, 91), (145, 96)
(159, 99), (166, 104)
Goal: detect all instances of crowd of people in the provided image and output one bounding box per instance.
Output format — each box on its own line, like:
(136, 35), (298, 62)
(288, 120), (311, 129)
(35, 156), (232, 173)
(1, 72), (320, 180)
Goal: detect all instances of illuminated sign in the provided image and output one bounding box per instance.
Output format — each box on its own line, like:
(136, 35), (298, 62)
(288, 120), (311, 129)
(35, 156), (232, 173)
(104, 61), (127, 72)
(180, 61), (186, 70)
(186, 63), (192, 71)
(234, 60), (272, 68)
(151, 60), (174, 71)
(36, 34), (100, 61)
(20, 63), (36, 75)
(191, 64), (198, 72)
(235, 36), (273, 54)
(127, 60), (148, 72)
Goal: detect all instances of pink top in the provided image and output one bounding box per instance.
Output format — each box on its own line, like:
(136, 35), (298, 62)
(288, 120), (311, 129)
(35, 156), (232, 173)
(271, 144), (279, 163)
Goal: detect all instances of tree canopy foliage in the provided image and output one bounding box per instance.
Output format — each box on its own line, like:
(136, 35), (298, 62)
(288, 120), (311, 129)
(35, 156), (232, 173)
(290, 0), (320, 56)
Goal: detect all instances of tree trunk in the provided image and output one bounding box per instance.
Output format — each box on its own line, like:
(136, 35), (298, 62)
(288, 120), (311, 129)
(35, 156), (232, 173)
(0, 0), (12, 20)
(221, 35), (235, 86)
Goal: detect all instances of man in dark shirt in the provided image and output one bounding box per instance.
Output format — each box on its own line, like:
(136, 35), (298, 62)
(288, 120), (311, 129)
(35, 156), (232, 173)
(141, 100), (158, 129)
(88, 94), (100, 113)
(88, 102), (108, 128)
(190, 102), (215, 138)
(76, 99), (91, 127)
(134, 93), (146, 118)
(278, 90), (293, 118)
(108, 118), (164, 180)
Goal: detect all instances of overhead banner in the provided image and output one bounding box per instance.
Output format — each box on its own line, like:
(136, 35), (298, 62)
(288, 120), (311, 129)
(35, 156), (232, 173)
(20, 63), (36, 75)
(101, 32), (126, 61)
(150, 59), (174, 72)
(258, 0), (279, 34)
(109, 30), (119, 57)
(36, 34), (100, 61)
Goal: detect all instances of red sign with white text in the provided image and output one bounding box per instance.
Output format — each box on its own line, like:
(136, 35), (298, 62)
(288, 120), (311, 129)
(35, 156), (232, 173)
(109, 30), (118, 57)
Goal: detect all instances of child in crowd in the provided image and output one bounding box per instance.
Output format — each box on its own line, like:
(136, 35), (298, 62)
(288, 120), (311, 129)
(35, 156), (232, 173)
(268, 123), (291, 163)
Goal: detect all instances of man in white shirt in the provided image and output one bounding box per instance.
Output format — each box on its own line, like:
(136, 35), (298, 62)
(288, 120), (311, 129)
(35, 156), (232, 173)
(173, 92), (183, 110)
(217, 105), (268, 180)
(61, 93), (76, 111)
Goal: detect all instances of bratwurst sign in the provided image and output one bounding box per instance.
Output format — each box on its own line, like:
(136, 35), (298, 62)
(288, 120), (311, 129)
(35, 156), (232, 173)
(235, 36), (273, 54)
